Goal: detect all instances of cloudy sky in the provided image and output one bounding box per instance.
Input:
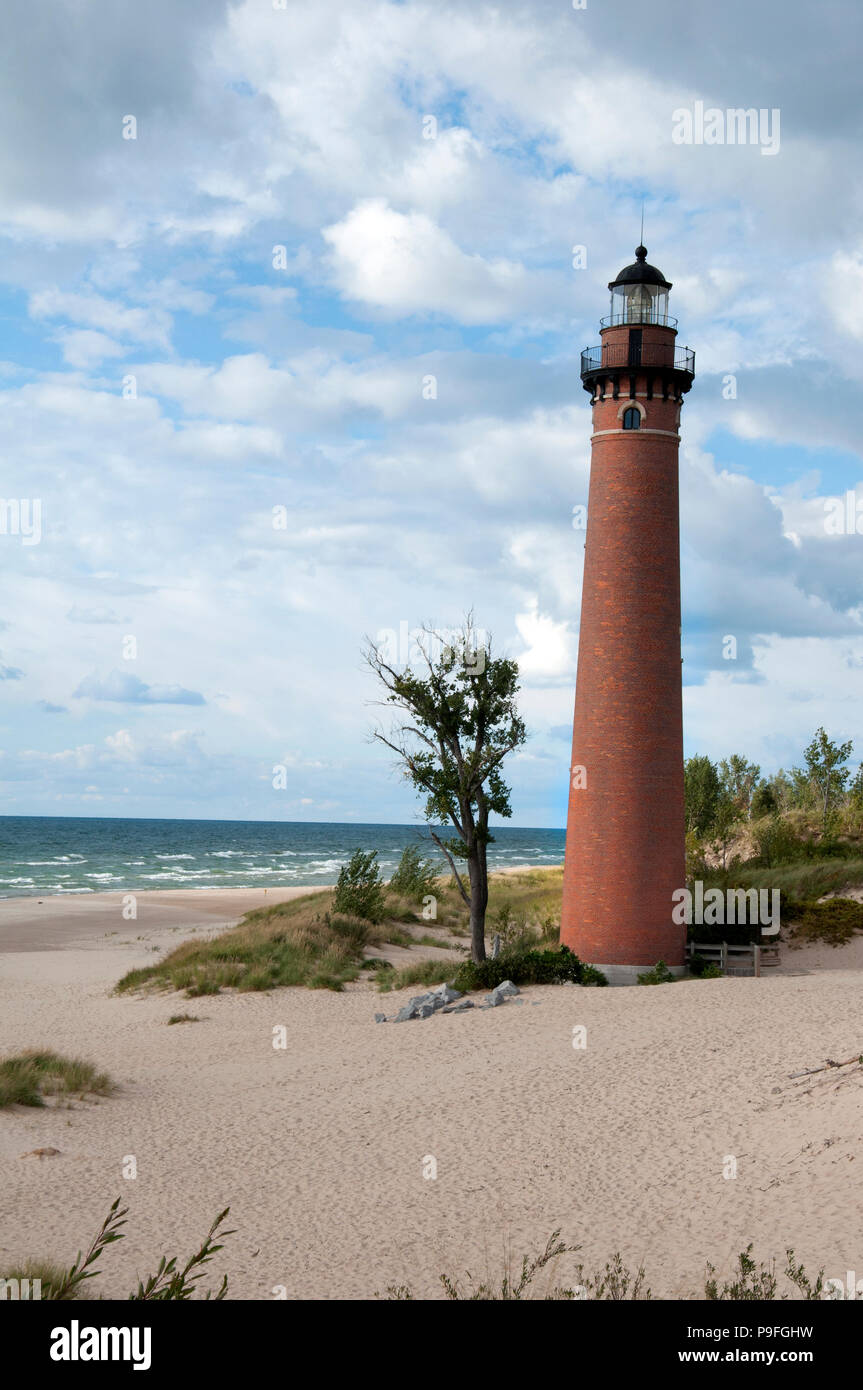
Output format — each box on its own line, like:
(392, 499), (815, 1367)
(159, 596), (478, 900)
(1, 0), (862, 826)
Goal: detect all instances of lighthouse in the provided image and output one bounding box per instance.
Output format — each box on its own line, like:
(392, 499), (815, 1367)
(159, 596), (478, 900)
(560, 246), (695, 984)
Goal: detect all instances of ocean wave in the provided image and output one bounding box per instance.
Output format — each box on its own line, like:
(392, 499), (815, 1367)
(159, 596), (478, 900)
(154, 853), (196, 860)
(13, 856), (87, 865)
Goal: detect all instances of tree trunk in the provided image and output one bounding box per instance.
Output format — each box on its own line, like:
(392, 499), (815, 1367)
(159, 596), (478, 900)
(468, 843), (489, 962)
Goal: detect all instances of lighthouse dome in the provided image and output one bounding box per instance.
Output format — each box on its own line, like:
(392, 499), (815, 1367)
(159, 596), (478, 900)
(608, 245), (672, 291)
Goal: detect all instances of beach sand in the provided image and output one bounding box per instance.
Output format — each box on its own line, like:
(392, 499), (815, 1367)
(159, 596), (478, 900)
(1, 889), (862, 1300)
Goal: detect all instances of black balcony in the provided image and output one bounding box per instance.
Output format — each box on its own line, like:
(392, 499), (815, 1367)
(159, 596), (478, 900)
(599, 311), (678, 329)
(581, 343), (695, 376)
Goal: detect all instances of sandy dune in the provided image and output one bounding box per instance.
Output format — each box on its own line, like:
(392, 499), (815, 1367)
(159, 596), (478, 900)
(1, 893), (862, 1300)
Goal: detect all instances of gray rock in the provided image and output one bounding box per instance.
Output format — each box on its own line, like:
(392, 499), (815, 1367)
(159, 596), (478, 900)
(482, 992), (506, 1007)
(416, 1002), (435, 1019)
(491, 979), (520, 999)
(394, 997), (429, 1022)
(374, 1013), (388, 1023)
(430, 982), (462, 1005)
(442, 999), (474, 1013)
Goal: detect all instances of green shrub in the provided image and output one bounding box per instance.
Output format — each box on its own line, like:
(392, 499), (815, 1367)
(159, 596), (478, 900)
(637, 960), (676, 986)
(688, 957), (722, 979)
(333, 849), (386, 923)
(388, 845), (438, 901)
(789, 896), (863, 947)
(750, 814), (806, 868)
(452, 945), (606, 992)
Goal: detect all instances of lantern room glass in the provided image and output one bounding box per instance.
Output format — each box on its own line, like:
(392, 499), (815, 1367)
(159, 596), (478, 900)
(609, 281), (670, 326)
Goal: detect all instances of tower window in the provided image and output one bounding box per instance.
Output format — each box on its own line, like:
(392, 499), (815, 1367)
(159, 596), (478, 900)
(622, 407), (641, 430)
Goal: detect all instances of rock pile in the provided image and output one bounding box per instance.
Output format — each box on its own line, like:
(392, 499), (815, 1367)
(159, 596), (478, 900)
(374, 979), (523, 1022)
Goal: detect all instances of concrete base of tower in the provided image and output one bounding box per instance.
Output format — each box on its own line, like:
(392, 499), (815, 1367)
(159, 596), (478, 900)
(594, 962), (688, 987)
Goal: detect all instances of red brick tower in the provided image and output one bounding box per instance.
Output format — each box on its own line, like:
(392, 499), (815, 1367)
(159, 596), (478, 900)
(560, 246), (695, 984)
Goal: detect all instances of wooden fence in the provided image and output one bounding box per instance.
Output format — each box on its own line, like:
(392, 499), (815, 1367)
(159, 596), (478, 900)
(686, 940), (781, 978)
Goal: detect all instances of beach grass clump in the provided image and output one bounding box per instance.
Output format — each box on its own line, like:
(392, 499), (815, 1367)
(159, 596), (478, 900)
(0, 1258), (91, 1299)
(0, 1050), (113, 1109)
(376, 959), (457, 993)
(167, 1013), (201, 1025)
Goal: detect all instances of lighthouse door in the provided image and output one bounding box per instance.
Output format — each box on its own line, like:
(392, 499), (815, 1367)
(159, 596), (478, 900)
(628, 329), (642, 366)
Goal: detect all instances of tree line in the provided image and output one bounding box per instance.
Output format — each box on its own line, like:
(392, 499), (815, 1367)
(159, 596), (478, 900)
(684, 727), (863, 867)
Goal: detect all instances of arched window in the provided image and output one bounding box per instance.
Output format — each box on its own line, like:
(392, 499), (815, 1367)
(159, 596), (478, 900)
(622, 407), (641, 430)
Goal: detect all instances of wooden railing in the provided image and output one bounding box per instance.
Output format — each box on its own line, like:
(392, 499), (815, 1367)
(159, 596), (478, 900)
(686, 940), (781, 978)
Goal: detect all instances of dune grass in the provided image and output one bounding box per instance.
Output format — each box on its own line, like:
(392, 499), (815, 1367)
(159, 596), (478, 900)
(0, 1050), (114, 1109)
(726, 857), (863, 903)
(0, 1258), (92, 1299)
(114, 867), (568, 999)
(116, 895), (369, 996)
(376, 959), (458, 993)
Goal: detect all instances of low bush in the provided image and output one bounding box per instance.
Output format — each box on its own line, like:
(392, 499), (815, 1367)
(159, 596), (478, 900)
(788, 896), (863, 948)
(453, 945), (606, 992)
(637, 960), (676, 986)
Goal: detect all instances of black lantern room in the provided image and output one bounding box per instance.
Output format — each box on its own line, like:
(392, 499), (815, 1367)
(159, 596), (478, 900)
(606, 245), (673, 327)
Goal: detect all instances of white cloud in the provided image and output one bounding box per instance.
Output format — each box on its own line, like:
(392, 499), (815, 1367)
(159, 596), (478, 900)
(323, 199), (533, 323)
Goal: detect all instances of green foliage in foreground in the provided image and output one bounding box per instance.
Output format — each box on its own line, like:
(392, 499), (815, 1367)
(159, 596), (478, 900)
(0, 1050), (113, 1109)
(1, 1200), (234, 1301)
(384, 1233), (825, 1301)
(453, 944), (607, 992)
(705, 1245), (825, 1301)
